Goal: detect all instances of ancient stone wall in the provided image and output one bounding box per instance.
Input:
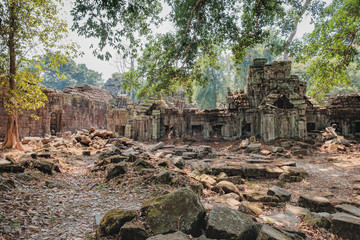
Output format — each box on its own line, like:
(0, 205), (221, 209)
(0, 85), (112, 139)
(3, 60), (358, 142)
(325, 93), (360, 136)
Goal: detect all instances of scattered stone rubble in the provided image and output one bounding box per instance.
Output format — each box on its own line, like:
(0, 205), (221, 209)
(1, 128), (360, 239)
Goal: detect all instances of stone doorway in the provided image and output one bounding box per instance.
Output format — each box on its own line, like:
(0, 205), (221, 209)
(115, 125), (126, 136)
(50, 111), (62, 135)
(192, 125), (203, 137)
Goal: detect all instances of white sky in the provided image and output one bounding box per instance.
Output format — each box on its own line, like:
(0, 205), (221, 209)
(61, 1), (317, 82)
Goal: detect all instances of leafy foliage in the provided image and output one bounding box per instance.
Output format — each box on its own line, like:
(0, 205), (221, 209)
(71, 0), (163, 60)
(297, 0), (360, 100)
(0, 0), (78, 116)
(34, 54), (103, 90)
(72, 0), (359, 100)
(72, 0), (314, 98)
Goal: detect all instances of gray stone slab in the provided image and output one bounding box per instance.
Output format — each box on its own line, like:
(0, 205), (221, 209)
(336, 204), (360, 218)
(330, 212), (360, 240)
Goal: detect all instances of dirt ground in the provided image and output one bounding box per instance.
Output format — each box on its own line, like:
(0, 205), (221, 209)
(1, 139), (359, 240)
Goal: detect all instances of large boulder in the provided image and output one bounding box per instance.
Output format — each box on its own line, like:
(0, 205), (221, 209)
(155, 170), (173, 184)
(148, 142), (165, 152)
(98, 148), (122, 160)
(0, 177), (16, 191)
(336, 204), (360, 218)
(238, 202), (263, 216)
(97, 208), (137, 237)
(211, 193), (242, 208)
(0, 164), (24, 173)
(170, 157), (185, 169)
(0, 158), (11, 166)
(247, 143), (262, 152)
(141, 188), (205, 236)
(199, 174), (217, 188)
(190, 161), (211, 174)
(242, 164), (266, 178)
(133, 159), (155, 169)
(205, 206), (261, 239)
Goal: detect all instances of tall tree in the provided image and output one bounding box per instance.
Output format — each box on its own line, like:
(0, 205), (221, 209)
(0, 0), (77, 150)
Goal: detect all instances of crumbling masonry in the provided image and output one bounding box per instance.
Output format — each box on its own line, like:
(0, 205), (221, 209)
(107, 59), (360, 142)
(1, 59), (360, 141)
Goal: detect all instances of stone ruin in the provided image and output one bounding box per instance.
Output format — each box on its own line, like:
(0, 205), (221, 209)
(107, 59), (360, 142)
(1, 59), (360, 141)
(0, 84), (111, 138)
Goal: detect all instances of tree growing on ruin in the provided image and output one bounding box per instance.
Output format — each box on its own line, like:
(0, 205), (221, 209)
(0, 0), (78, 150)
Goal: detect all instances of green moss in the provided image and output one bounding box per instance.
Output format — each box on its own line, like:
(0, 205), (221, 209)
(98, 208), (137, 237)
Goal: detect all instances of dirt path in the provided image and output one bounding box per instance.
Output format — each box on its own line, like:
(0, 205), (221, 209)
(1, 152), (146, 240)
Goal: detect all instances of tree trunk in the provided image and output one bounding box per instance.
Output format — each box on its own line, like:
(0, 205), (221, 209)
(283, 0), (312, 61)
(2, 0), (24, 151)
(2, 113), (24, 151)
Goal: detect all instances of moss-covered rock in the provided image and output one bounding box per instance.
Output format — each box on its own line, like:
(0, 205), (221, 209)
(97, 208), (137, 237)
(141, 187), (205, 236)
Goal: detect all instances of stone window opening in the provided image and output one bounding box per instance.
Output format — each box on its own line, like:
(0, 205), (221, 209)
(307, 122), (316, 132)
(274, 96), (294, 109)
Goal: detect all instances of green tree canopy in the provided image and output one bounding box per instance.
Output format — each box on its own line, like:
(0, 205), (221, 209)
(298, 0), (360, 100)
(71, 0), (359, 101)
(72, 0), (327, 98)
(34, 54), (103, 90)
